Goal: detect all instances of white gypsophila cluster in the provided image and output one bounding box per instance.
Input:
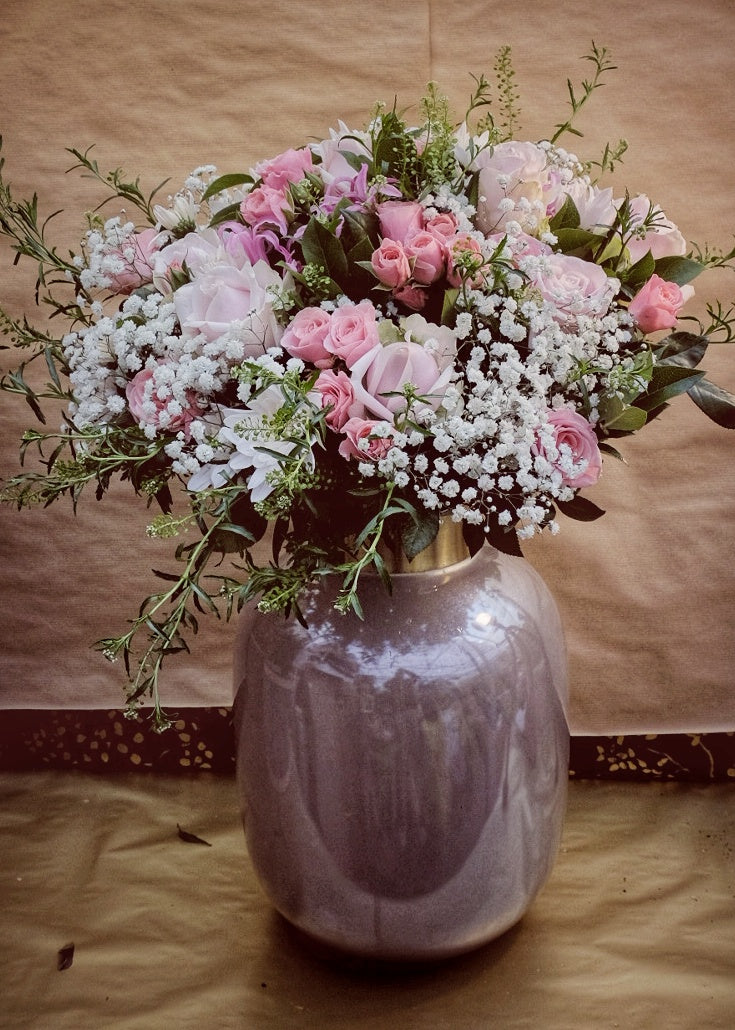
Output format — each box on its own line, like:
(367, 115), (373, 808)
(72, 217), (156, 292)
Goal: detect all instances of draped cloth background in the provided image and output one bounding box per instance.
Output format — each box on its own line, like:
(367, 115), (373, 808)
(0, 0), (733, 734)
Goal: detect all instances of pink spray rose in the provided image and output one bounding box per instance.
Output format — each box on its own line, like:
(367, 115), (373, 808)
(105, 227), (162, 294)
(375, 200), (425, 244)
(338, 417), (394, 462)
(324, 301), (381, 367)
(255, 147), (313, 190)
(404, 230), (446, 285)
(239, 184), (292, 234)
(446, 234), (486, 288)
(281, 307), (333, 366)
(126, 365), (203, 437)
(370, 239), (412, 288)
(534, 408), (602, 488)
(311, 368), (363, 430)
(424, 211), (459, 240)
(628, 274), (695, 334)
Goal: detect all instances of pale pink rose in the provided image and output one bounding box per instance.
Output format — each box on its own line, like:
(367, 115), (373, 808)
(446, 234), (486, 288)
(311, 368), (364, 429)
(106, 227), (162, 294)
(371, 239), (411, 288)
(560, 180), (617, 233)
(622, 195), (687, 264)
(535, 408), (602, 488)
(152, 228), (223, 293)
(486, 231), (552, 262)
(239, 184), (292, 233)
(404, 230), (446, 284)
(350, 340), (453, 421)
(324, 301), (381, 367)
(376, 200), (425, 244)
(173, 258), (283, 353)
(424, 211), (459, 240)
(255, 147), (313, 190)
(474, 141), (558, 234)
(126, 365), (202, 437)
(628, 274), (695, 333)
(392, 283), (428, 311)
(529, 253), (618, 320)
(281, 307), (333, 366)
(338, 417), (394, 462)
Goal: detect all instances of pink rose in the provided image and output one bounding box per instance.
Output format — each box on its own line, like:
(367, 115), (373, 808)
(622, 195), (687, 264)
(173, 258), (283, 353)
(392, 284), (428, 311)
(255, 147), (313, 190)
(534, 408), (602, 488)
(105, 227), (162, 294)
(404, 230), (446, 284)
(126, 365), (202, 437)
(375, 200), (425, 244)
(239, 185), (292, 234)
(350, 340), (453, 421)
(281, 307), (333, 366)
(324, 301), (381, 367)
(338, 417), (394, 462)
(370, 239), (411, 288)
(529, 253), (617, 320)
(628, 274), (695, 334)
(152, 228), (222, 293)
(446, 234), (486, 288)
(424, 212), (459, 240)
(311, 368), (363, 429)
(474, 141), (558, 234)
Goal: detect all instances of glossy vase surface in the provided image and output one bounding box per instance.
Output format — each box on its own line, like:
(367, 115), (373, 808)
(232, 542), (569, 961)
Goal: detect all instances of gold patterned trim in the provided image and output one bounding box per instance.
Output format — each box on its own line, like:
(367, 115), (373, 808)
(0, 711), (733, 780)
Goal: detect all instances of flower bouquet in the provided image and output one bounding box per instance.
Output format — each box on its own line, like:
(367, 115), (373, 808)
(1, 45), (733, 728)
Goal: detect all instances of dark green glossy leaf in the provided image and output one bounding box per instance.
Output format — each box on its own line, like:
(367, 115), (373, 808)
(208, 201), (244, 229)
(300, 217), (349, 285)
(401, 511), (440, 560)
(201, 173), (253, 201)
(556, 494), (606, 522)
(553, 227), (599, 255)
(549, 194), (581, 232)
(656, 331), (709, 369)
(653, 255), (705, 286)
(637, 367), (705, 413)
(687, 378), (735, 428)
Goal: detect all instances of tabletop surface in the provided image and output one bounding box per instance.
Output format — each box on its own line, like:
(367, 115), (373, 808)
(1, 771), (733, 1029)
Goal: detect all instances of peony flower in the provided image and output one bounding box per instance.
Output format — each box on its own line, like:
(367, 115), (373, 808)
(628, 274), (695, 334)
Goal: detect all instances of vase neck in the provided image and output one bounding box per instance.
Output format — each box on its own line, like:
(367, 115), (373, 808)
(378, 519), (471, 574)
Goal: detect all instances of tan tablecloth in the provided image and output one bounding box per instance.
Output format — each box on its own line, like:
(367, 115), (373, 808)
(1, 0), (734, 733)
(0, 771), (733, 1029)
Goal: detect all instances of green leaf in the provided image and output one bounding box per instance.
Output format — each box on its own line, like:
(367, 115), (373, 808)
(600, 396), (648, 432)
(401, 511), (440, 560)
(549, 194), (581, 232)
(553, 227), (600, 256)
(300, 217), (349, 285)
(208, 201), (244, 229)
(440, 288), (460, 325)
(653, 255), (705, 286)
(622, 249), (656, 291)
(656, 331), (709, 369)
(556, 494), (606, 522)
(638, 366), (705, 413)
(687, 378), (735, 428)
(201, 173), (253, 202)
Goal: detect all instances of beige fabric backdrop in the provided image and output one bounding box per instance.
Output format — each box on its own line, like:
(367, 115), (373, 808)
(0, 0), (733, 733)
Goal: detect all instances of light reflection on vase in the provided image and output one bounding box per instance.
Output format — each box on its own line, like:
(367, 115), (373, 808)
(232, 543), (569, 961)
